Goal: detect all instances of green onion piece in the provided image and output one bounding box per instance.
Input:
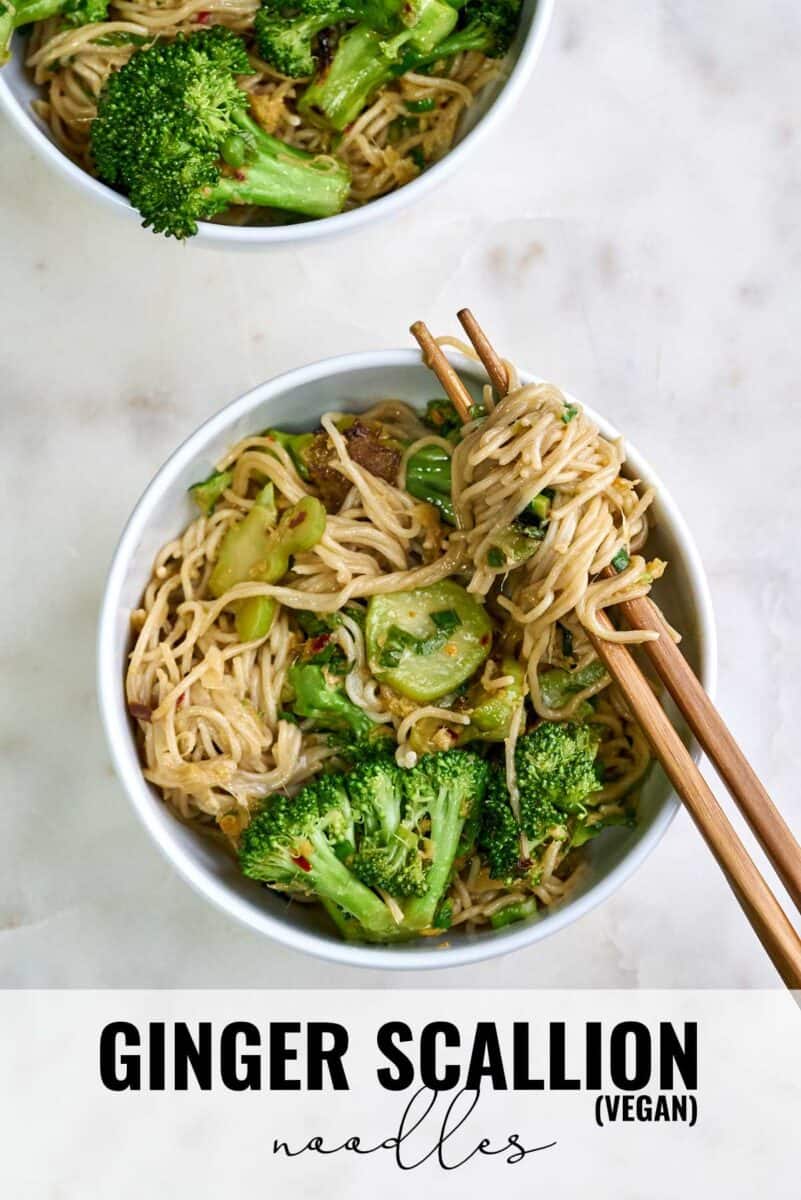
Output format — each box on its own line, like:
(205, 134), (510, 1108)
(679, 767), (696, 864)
(562, 404), (578, 424)
(430, 608), (461, 635)
(611, 547), (630, 572)
(529, 492), (552, 520)
(487, 547), (505, 569)
(406, 98), (435, 112)
(410, 146), (426, 170)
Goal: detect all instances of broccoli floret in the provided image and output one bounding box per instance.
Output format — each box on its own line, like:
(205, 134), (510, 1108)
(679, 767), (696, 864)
(298, 0), (459, 132)
(478, 763), (522, 880)
(400, 0), (522, 68)
(1, 0), (107, 65)
(255, 3), (351, 78)
(348, 756), (428, 896)
(516, 721), (602, 821)
(240, 747), (492, 940)
(401, 749), (489, 931)
(299, 0), (519, 132)
(90, 28), (351, 238)
(478, 722), (603, 880)
(240, 773), (402, 940)
(287, 662), (376, 738)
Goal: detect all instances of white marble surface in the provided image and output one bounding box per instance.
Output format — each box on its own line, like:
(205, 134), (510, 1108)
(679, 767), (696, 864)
(1, 0), (800, 988)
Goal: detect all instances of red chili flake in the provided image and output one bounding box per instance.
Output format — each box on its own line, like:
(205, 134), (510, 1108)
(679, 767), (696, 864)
(308, 634), (330, 656)
(128, 702), (153, 723)
(289, 510), (307, 528)
(196, 10), (211, 23)
(292, 855), (312, 873)
(235, 170), (246, 182)
(480, 634), (490, 645)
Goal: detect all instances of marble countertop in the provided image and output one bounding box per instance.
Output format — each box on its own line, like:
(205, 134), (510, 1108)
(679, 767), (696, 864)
(2, 0), (799, 988)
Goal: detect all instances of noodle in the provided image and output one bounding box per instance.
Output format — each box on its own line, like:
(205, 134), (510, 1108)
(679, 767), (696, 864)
(24, 6), (502, 215)
(127, 363), (663, 934)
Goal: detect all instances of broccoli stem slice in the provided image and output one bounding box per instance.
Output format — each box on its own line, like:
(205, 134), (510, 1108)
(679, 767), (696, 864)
(1, 0), (57, 63)
(209, 111), (350, 218)
(2, 0), (108, 62)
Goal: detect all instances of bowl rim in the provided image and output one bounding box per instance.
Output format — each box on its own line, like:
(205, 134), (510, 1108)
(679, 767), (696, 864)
(97, 347), (718, 970)
(0, 0), (553, 247)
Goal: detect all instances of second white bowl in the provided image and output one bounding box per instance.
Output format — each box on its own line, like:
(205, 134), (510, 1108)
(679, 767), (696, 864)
(0, 0), (552, 247)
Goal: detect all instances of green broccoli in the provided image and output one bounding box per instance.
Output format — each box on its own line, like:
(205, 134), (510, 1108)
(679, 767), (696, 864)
(479, 721), (603, 879)
(90, 27), (351, 239)
(287, 662), (376, 738)
(265, 428), (316, 479)
(254, 2), (353, 78)
(538, 659), (608, 711)
(397, 0), (521, 69)
(478, 763), (523, 880)
(517, 720), (602, 821)
(299, 0), (520, 131)
(240, 773), (403, 941)
(1, 0), (107, 66)
(348, 756), (428, 896)
(401, 749), (489, 931)
(240, 747), (489, 941)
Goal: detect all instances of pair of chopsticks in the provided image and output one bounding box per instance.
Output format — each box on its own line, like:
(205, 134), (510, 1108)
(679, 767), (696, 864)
(411, 311), (801, 990)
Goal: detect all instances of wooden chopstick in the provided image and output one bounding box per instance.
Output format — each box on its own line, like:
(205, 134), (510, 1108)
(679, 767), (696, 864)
(616, 594), (801, 913)
(458, 308), (801, 916)
(410, 321), (474, 424)
(411, 310), (801, 988)
(457, 308), (510, 396)
(588, 612), (801, 988)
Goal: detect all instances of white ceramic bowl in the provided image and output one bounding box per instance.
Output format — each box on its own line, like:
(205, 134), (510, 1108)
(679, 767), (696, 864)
(97, 348), (717, 969)
(0, 0), (552, 246)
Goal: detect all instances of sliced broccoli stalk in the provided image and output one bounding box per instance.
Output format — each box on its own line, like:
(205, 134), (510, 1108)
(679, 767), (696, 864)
(538, 659), (608, 710)
(405, 443), (455, 524)
(90, 28), (350, 239)
(460, 657), (524, 743)
(239, 775), (402, 940)
(264, 428), (316, 479)
(401, 749), (489, 931)
(188, 468), (233, 516)
(287, 662), (376, 738)
(1, 0), (108, 66)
